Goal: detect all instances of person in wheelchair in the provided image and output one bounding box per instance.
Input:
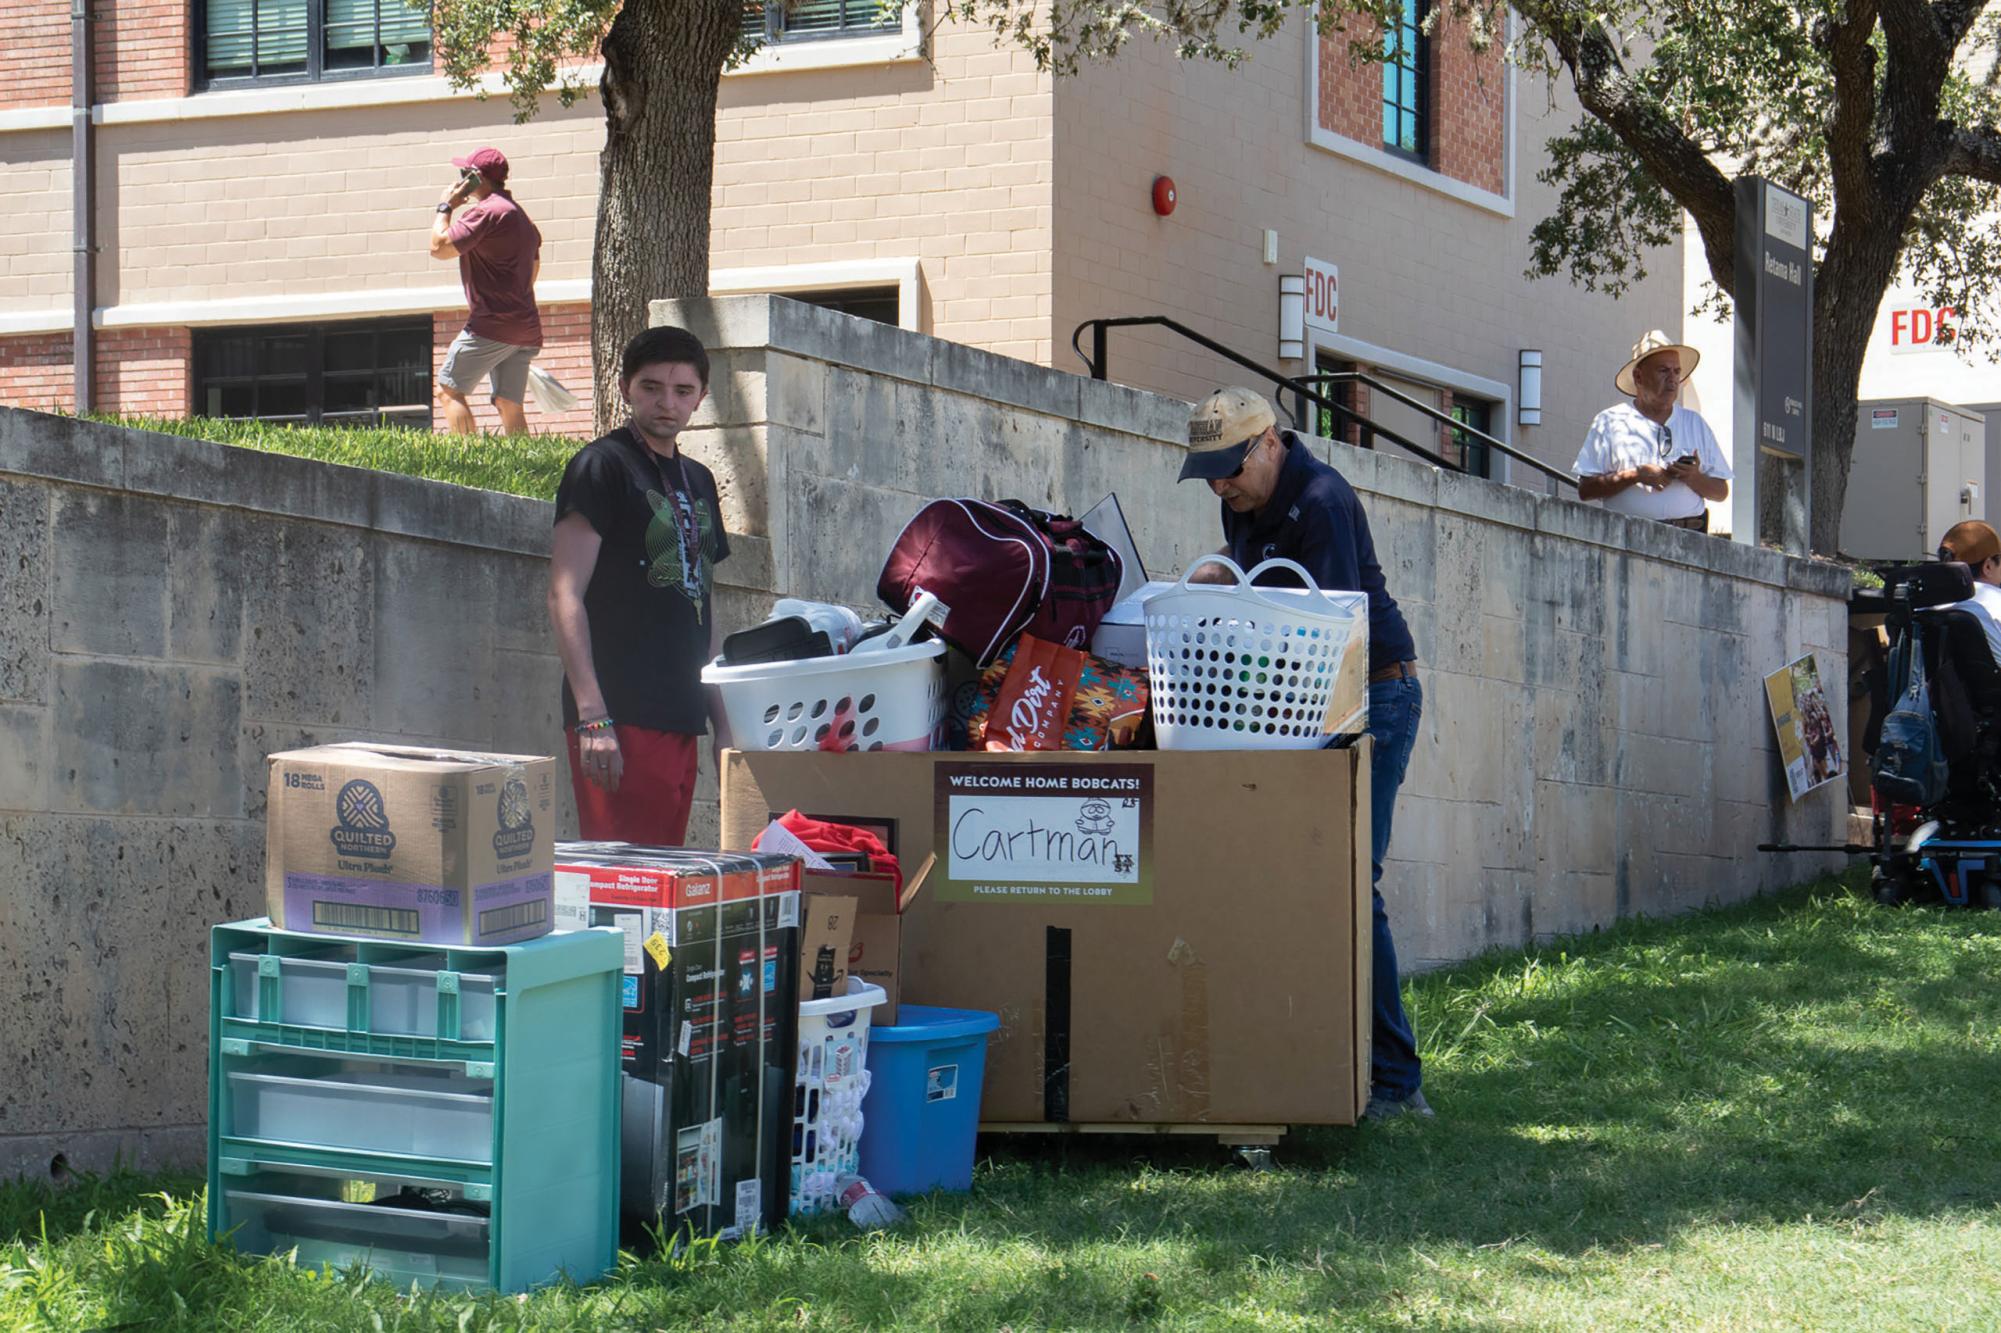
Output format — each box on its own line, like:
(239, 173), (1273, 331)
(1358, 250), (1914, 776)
(1897, 528), (2001, 818)
(1934, 520), (2001, 666)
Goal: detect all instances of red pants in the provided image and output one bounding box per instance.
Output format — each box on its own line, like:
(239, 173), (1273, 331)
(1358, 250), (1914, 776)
(565, 724), (698, 847)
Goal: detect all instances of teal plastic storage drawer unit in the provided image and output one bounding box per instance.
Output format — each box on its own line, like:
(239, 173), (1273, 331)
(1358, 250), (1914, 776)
(208, 918), (623, 1294)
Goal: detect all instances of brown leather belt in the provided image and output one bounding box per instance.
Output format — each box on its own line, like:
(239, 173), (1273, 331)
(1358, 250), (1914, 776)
(1663, 512), (1709, 532)
(1369, 660), (1418, 684)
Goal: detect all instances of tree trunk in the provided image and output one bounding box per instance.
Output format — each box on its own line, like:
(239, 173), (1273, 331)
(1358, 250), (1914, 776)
(590, 0), (740, 433)
(1806, 212), (1916, 556)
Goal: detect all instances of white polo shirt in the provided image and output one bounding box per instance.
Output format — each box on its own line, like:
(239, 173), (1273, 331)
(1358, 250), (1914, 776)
(1573, 403), (1733, 520)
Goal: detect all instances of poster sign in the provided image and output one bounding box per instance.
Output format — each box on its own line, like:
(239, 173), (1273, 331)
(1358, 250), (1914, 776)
(933, 762), (1153, 905)
(1764, 654), (1844, 802)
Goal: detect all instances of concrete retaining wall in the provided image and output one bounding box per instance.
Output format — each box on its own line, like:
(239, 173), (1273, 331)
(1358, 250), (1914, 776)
(0, 295), (1848, 1180)
(661, 296), (1851, 966)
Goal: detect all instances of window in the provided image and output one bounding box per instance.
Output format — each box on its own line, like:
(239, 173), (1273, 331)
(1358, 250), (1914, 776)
(1381, 0), (1428, 159)
(742, 0), (899, 44)
(1446, 399), (1496, 478)
(195, 319), (432, 429)
(200, 0), (432, 86)
(787, 286), (900, 325)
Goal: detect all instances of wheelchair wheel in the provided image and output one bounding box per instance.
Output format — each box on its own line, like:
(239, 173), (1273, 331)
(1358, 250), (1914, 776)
(1872, 866), (1916, 906)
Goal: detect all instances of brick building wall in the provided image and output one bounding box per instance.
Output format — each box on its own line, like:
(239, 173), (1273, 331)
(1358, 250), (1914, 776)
(95, 2), (192, 102)
(0, 0), (190, 109)
(0, 333), (72, 413)
(432, 302), (594, 438)
(0, 327), (189, 416)
(0, 3), (70, 110)
(95, 327), (191, 416)
(714, 31), (1056, 362)
(1316, 8), (1505, 195)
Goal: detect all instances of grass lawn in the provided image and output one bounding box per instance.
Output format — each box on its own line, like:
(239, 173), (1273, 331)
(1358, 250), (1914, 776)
(99, 416), (576, 501)
(8, 872), (2001, 1330)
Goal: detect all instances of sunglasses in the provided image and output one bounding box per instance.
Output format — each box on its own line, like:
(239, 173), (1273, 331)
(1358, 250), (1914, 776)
(1223, 436), (1264, 480)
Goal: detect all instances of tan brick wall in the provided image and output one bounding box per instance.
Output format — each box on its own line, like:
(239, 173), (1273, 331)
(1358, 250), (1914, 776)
(0, 3), (70, 110)
(1052, 18), (1684, 477)
(0, 134), (72, 317)
(434, 301), (594, 437)
(93, 102), (599, 308)
(0, 332), (74, 412)
(713, 28), (1055, 362)
(97, 2), (192, 102)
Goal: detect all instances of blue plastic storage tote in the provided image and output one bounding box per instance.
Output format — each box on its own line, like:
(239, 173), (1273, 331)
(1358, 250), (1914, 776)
(856, 1005), (999, 1197)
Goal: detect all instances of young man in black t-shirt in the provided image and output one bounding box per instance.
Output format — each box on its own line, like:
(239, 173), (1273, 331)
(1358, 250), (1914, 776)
(547, 327), (729, 844)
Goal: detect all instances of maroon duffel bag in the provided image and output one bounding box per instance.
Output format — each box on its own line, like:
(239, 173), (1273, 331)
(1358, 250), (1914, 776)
(877, 498), (1049, 665)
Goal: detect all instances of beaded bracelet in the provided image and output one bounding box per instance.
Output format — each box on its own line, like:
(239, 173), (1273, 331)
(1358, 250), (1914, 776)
(574, 716), (615, 735)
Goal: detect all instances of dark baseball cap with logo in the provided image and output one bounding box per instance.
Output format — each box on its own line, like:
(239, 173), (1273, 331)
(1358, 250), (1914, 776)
(452, 147), (509, 185)
(1179, 386), (1278, 482)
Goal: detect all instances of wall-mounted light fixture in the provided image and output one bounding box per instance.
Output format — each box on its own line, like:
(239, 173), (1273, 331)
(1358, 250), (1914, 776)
(1279, 275), (1306, 361)
(1518, 349), (1543, 426)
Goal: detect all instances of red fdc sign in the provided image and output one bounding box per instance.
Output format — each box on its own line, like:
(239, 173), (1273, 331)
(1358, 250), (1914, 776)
(1888, 305), (1957, 354)
(1303, 257), (1338, 336)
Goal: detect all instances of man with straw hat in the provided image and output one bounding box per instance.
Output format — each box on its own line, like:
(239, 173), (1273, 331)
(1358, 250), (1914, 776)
(1573, 330), (1732, 531)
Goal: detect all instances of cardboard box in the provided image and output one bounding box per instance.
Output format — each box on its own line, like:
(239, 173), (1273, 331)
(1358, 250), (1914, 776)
(265, 743), (557, 946)
(554, 844), (800, 1238)
(721, 748), (1370, 1127)
(802, 862), (928, 1023)
(799, 892), (856, 1001)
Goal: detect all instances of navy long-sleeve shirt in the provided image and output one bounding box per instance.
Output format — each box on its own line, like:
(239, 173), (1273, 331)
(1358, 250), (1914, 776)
(1220, 432), (1416, 672)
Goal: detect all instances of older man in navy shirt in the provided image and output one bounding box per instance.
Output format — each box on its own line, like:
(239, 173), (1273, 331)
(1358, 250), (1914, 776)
(1179, 387), (1430, 1121)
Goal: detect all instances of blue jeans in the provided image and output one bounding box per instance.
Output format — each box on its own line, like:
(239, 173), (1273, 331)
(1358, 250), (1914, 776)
(1365, 673), (1423, 1100)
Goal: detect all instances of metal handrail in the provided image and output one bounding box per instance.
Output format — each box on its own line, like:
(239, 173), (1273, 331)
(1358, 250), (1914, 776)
(1072, 315), (1578, 491)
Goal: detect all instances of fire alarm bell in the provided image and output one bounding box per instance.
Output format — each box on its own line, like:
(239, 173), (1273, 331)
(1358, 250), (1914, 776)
(1152, 176), (1177, 216)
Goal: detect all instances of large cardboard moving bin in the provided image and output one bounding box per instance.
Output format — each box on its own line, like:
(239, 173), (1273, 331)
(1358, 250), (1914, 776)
(266, 744), (556, 947)
(722, 748), (1371, 1128)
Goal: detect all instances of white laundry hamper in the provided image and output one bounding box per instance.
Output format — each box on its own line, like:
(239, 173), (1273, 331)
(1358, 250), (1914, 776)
(1143, 555), (1369, 750)
(702, 639), (947, 752)
(789, 978), (888, 1216)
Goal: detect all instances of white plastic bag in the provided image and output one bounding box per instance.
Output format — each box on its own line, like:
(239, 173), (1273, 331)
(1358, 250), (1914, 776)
(526, 364), (579, 414)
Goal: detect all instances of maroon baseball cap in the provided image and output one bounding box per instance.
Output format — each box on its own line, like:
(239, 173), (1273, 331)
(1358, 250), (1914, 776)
(451, 147), (509, 185)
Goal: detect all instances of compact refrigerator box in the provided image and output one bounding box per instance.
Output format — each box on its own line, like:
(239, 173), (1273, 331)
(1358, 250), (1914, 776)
(721, 748), (1371, 1128)
(554, 844), (800, 1239)
(265, 744), (558, 947)
(1842, 398), (1988, 561)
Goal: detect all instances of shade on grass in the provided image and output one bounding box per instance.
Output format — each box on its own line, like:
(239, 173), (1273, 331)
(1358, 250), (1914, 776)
(7, 873), (2001, 1329)
(97, 416), (576, 502)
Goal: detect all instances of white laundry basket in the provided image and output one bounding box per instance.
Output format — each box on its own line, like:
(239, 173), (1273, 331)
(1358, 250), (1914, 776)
(703, 640), (947, 752)
(790, 978), (888, 1216)
(1144, 556), (1369, 750)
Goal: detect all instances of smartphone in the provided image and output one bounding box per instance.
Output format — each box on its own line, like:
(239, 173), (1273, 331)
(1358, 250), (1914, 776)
(1674, 452), (1698, 467)
(458, 167), (482, 191)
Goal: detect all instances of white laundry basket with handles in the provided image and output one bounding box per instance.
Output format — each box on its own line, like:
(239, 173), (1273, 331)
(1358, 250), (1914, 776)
(1143, 555), (1369, 750)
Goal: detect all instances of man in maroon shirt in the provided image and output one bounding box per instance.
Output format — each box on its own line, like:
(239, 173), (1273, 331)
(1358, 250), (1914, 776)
(428, 147), (543, 435)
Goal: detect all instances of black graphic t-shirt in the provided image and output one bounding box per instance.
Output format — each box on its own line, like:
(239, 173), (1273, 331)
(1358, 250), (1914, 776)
(555, 427), (730, 735)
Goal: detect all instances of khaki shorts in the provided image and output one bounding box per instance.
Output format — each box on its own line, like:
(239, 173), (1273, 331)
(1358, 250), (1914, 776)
(439, 330), (539, 403)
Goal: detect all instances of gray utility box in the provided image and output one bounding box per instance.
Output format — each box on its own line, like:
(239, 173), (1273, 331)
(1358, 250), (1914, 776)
(1840, 398), (1987, 561)
(1972, 403), (2001, 518)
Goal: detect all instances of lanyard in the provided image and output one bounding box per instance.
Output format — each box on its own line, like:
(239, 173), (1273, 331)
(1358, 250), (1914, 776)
(646, 439), (707, 617)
